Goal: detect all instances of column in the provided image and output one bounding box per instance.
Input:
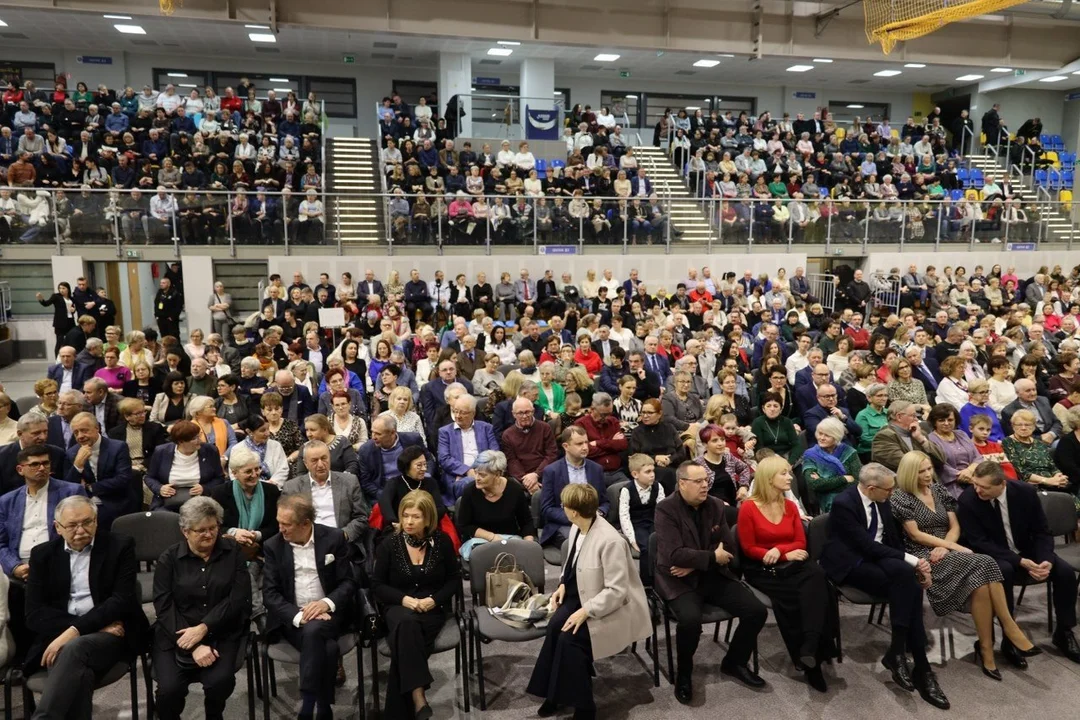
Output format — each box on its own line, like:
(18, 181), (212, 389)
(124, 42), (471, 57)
(520, 58), (556, 142)
(439, 52), (473, 138)
(182, 255), (214, 338)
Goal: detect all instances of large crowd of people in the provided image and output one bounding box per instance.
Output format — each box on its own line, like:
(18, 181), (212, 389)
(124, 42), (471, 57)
(0, 75), (325, 245)
(5, 254), (1080, 717)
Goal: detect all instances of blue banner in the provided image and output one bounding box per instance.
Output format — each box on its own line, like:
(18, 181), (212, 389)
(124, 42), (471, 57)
(526, 106), (560, 140)
(1006, 242), (1036, 251)
(473, 77), (500, 86)
(792, 91), (816, 99)
(538, 245), (578, 255)
(77, 56), (113, 65)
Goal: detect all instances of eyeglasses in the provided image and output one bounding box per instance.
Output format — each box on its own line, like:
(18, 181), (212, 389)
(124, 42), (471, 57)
(21, 460), (51, 469)
(58, 519), (97, 531)
(186, 525), (220, 537)
(680, 477), (709, 486)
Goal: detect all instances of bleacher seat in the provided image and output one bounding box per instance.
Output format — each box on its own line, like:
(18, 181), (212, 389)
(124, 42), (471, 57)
(1046, 151), (1061, 168)
(1065, 170), (1075, 189)
(535, 158), (547, 179)
(1035, 169), (1049, 187)
(964, 189), (981, 202)
(551, 159), (565, 172)
(1041, 134), (1052, 148)
(1052, 135), (1065, 151)
(820, 187), (829, 198)
(969, 169), (984, 188)
(1061, 152), (1076, 167)
(956, 168), (970, 185)
(949, 189), (964, 202)
(1061, 189), (1073, 204)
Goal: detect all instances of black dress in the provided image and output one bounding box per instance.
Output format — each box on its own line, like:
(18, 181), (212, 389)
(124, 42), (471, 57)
(372, 531), (459, 718)
(628, 420), (688, 493)
(39, 292), (75, 356)
(527, 532), (595, 711)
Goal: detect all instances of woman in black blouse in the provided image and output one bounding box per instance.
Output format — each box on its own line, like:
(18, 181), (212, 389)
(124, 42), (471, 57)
(628, 398), (689, 493)
(36, 282), (75, 357)
(472, 271), (495, 319)
(378, 445), (445, 535)
(455, 450), (536, 559)
(153, 497), (250, 720)
(372, 490), (460, 719)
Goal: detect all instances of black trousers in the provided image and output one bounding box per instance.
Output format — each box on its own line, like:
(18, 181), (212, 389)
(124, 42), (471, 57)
(744, 562), (837, 665)
(526, 588), (594, 711)
(277, 617), (344, 703)
(383, 605), (445, 718)
(157, 317), (180, 341)
(667, 570), (767, 671)
(153, 639), (241, 720)
(844, 557), (927, 653)
(998, 554), (1078, 633)
(32, 632), (127, 720)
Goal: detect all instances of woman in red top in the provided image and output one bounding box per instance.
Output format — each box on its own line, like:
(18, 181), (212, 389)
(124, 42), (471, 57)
(573, 333), (602, 377)
(737, 456), (836, 692)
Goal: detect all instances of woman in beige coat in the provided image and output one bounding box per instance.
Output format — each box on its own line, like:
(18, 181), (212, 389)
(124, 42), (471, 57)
(526, 482), (650, 719)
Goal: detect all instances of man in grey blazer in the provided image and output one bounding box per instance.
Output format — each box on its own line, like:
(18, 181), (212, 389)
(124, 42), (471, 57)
(514, 268), (538, 318)
(282, 440), (370, 561)
(1001, 378), (1063, 442)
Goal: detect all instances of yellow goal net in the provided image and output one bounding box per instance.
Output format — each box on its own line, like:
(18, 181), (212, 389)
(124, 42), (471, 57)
(864, 0), (1029, 53)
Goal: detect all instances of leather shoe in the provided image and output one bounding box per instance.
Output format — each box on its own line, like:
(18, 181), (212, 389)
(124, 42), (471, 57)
(674, 672), (693, 705)
(913, 666), (950, 710)
(538, 700), (559, 717)
(1015, 643), (1043, 658)
(974, 641), (1002, 681)
(335, 658), (346, 687)
(572, 709), (596, 720)
(720, 660), (766, 688)
(1001, 640), (1028, 669)
(804, 666), (827, 693)
(1054, 630), (1080, 664)
(881, 652), (915, 692)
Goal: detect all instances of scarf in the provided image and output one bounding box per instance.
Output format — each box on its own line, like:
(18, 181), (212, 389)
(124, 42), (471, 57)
(231, 479), (265, 531)
(243, 437), (271, 479)
(803, 442), (849, 477)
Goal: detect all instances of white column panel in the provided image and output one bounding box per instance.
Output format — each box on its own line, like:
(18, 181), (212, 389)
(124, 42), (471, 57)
(439, 52), (473, 137)
(520, 57), (556, 136)
(181, 256), (216, 339)
(51, 256), (85, 293)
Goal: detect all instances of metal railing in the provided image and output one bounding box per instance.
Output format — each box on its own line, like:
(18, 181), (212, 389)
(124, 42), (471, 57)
(0, 186), (1071, 255)
(806, 273), (837, 312)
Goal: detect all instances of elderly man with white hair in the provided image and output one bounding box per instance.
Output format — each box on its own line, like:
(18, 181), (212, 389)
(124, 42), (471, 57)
(437, 394), (500, 500)
(268, 369), (316, 424)
(1001, 377), (1063, 443)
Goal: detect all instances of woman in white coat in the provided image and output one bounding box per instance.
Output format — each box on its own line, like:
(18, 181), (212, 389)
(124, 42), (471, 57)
(526, 482), (650, 719)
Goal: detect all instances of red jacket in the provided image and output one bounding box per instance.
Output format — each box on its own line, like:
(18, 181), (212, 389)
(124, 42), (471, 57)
(221, 95), (244, 114)
(574, 348), (602, 377)
(574, 413), (627, 472)
(844, 325), (870, 350)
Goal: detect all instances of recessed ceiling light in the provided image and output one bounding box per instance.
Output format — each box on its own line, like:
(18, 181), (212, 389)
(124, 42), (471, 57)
(273, 88), (293, 93)
(904, 63), (926, 68)
(177, 84), (197, 89)
(245, 24), (270, 29)
(990, 67), (1012, 72)
(693, 59), (720, 68)
(114, 24), (146, 34)
(167, 72), (187, 78)
(1040, 75), (1068, 83)
(1073, 71), (1080, 75)
(553, 91), (562, 95)
(717, 54), (735, 58)
(684, 106), (700, 111)
(847, 104), (865, 109)
(955, 74), (984, 81)
(103, 14), (131, 20)
(269, 77), (289, 82)
(0, 20), (7, 27)
(624, 94), (638, 99)
(704, 98), (710, 102)
(787, 65), (814, 72)
(497, 40), (520, 46)
(813, 58), (833, 63)
(487, 47), (513, 56)
(874, 70), (902, 77)
(594, 54), (620, 62)
(248, 32), (276, 43)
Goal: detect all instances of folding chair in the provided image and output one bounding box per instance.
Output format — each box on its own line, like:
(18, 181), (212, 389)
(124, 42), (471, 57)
(530, 491), (563, 565)
(606, 481), (639, 558)
(112, 511), (185, 625)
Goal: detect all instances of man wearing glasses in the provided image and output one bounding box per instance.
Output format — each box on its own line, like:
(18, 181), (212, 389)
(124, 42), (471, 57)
(820, 463), (949, 709)
(23, 495), (149, 718)
(803, 382), (861, 447)
(0, 413), (68, 494)
(870, 400), (946, 472)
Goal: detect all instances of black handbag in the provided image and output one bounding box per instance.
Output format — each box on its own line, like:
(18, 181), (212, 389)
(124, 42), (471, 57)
(357, 589), (386, 642)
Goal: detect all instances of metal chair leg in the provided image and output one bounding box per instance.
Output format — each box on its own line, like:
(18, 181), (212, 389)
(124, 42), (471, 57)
(725, 618), (734, 643)
(475, 623), (487, 711)
(130, 661), (140, 720)
(867, 604), (876, 623)
(460, 642), (470, 713)
(712, 621), (720, 642)
(877, 604), (886, 625)
(141, 653), (155, 718)
(1048, 581), (1055, 634)
(268, 657), (277, 697)
(357, 642), (366, 720)
(245, 646), (256, 720)
(369, 641), (380, 713)
(261, 644), (272, 720)
(664, 612), (675, 683)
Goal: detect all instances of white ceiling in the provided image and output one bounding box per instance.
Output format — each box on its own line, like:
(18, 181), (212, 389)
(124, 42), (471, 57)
(0, 6), (1076, 92)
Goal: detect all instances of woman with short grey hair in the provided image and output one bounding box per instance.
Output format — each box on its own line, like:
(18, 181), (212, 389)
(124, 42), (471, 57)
(455, 449), (536, 559)
(177, 495), (224, 531)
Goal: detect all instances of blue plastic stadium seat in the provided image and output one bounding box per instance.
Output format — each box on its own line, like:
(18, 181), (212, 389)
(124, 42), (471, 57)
(1052, 135), (1065, 150)
(551, 159), (566, 171)
(956, 168), (970, 185)
(535, 158), (547, 179)
(1041, 134), (1052, 147)
(1065, 170), (1075, 189)
(1061, 152), (1076, 167)
(949, 189), (964, 202)
(820, 187), (829, 198)
(1035, 169), (1049, 187)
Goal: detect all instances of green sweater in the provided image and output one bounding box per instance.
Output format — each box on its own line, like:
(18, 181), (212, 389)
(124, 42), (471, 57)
(804, 444), (862, 512)
(750, 414), (800, 464)
(855, 405), (888, 455)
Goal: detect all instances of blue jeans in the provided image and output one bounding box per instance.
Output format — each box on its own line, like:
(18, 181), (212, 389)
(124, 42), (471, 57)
(459, 534), (523, 560)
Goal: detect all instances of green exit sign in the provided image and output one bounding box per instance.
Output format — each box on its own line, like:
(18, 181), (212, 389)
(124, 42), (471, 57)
(619, 70), (631, 78)
(1014, 69), (1026, 77)
(343, 55), (355, 64)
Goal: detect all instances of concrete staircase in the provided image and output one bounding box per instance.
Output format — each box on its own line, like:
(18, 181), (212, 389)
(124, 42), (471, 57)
(965, 152), (1074, 243)
(631, 146), (714, 245)
(327, 137), (385, 246)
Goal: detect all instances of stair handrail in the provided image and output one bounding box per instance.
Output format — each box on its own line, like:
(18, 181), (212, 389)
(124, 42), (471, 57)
(961, 125), (973, 159)
(1024, 145), (1036, 175)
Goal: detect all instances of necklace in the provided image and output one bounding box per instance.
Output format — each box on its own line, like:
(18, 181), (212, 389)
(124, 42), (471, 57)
(762, 418), (781, 443)
(402, 475), (422, 493)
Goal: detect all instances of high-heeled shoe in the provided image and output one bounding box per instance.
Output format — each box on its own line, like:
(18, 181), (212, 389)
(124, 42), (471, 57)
(974, 641), (1002, 681)
(1014, 642), (1043, 658)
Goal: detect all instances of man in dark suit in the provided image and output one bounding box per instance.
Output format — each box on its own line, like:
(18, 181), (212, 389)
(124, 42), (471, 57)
(642, 336), (671, 385)
(418, 359), (474, 429)
(64, 413), (135, 531)
(654, 461), (767, 702)
(802, 383), (860, 446)
(590, 326), (616, 362)
(630, 168), (653, 197)
(261, 285), (286, 322)
(357, 415), (427, 504)
(47, 346), (79, 393)
(25, 495), (149, 718)
(269, 369), (316, 425)
(358, 269), (384, 303)
(263, 494), (356, 717)
(454, 334), (482, 383)
(538, 426), (609, 547)
(490, 381), (545, 441)
(73, 338), (105, 391)
(626, 351), (662, 400)
(81, 377), (122, 433)
(959, 462), (1080, 664)
(819, 464), (949, 709)
(0, 413), (67, 494)
(47, 390), (87, 450)
(1001, 379), (1063, 441)
(153, 277), (183, 340)
(905, 346), (939, 400)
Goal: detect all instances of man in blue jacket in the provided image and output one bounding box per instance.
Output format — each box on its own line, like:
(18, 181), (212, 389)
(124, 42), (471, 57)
(438, 395), (499, 500)
(64, 413), (134, 530)
(357, 415), (426, 504)
(538, 426), (608, 547)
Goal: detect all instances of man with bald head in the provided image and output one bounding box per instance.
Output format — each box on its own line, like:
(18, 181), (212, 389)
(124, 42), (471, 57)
(64, 412), (134, 530)
(796, 363), (846, 414)
(1002, 378), (1062, 442)
(47, 346), (78, 393)
(356, 415), (426, 504)
(270, 369), (315, 424)
(46, 390), (87, 450)
(803, 382), (861, 447)
(82, 377), (121, 433)
(438, 395), (499, 499)
(501, 396), (557, 494)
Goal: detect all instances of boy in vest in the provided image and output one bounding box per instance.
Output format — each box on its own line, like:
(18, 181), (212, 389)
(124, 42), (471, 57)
(619, 453), (666, 583)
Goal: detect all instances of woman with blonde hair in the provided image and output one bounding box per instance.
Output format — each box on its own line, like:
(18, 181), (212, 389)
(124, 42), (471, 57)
(892, 450), (1039, 679)
(31, 378), (59, 417)
(119, 330), (154, 369)
(379, 385), (425, 440)
(738, 456), (835, 691)
(562, 366), (595, 409)
(189, 394), (236, 459)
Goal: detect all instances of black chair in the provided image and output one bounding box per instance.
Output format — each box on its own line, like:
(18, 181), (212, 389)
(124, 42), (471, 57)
(112, 511), (186, 625)
(260, 626), (364, 720)
(530, 490), (563, 565)
(149, 630), (257, 720)
(807, 513), (887, 662)
(14, 396), (38, 416)
(646, 533), (738, 687)
(1040, 490), (1080, 572)
(605, 480), (640, 559)
(467, 538), (544, 710)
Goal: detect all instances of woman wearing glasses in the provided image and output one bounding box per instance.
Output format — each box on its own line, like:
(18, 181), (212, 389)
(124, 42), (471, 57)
(152, 496), (250, 720)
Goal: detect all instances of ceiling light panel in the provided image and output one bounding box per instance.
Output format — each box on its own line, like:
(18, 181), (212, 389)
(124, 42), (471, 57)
(693, 59), (720, 68)
(874, 70), (901, 77)
(786, 65), (814, 72)
(594, 54), (620, 62)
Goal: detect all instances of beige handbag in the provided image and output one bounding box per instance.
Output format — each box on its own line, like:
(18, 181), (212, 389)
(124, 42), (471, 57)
(485, 552), (534, 607)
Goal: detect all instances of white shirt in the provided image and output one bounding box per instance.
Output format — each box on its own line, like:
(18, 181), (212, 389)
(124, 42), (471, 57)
(785, 351), (810, 385)
(93, 401), (106, 429)
(19, 481), (50, 561)
(67, 542), (95, 616)
(289, 530), (335, 627)
(995, 491), (1018, 553)
(618, 481), (666, 542)
(857, 485), (918, 567)
(60, 366), (73, 393)
(455, 423), (478, 468)
(310, 476), (337, 528)
(168, 448), (201, 488)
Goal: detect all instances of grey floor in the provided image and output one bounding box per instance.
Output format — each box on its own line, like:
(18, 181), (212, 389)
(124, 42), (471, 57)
(3, 359), (1080, 718)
